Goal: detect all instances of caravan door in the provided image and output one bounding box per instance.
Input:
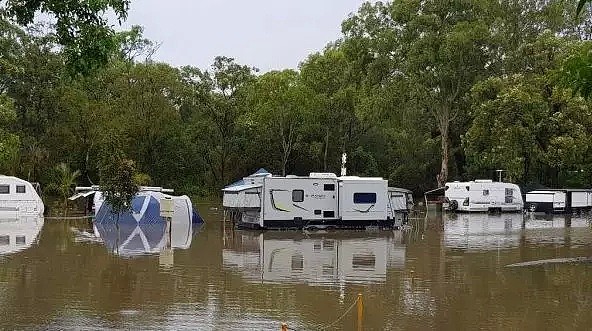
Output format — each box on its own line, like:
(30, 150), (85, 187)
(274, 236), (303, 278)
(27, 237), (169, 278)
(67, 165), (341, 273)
(339, 178), (388, 221)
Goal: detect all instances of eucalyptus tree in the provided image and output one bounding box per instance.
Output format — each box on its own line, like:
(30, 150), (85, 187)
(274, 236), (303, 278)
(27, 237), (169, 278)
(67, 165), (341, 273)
(181, 57), (257, 187)
(247, 70), (313, 176)
(3, 0), (130, 74)
(464, 33), (592, 186)
(341, 0), (495, 187)
(0, 95), (19, 174)
(299, 47), (359, 172)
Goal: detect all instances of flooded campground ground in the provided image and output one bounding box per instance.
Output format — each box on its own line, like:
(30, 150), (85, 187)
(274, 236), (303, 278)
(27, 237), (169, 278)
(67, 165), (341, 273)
(1, 206), (592, 330)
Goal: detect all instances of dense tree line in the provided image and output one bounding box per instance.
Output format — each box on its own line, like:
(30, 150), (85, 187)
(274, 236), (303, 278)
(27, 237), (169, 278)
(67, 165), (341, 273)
(1, 0), (592, 198)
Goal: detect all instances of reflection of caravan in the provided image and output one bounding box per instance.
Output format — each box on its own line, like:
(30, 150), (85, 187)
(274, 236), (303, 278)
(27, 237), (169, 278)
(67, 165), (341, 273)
(525, 189), (592, 213)
(0, 216), (44, 255)
(222, 231), (405, 286)
(443, 213), (591, 251)
(444, 180), (523, 212)
(0, 176), (44, 218)
(223, 171), (412, 229)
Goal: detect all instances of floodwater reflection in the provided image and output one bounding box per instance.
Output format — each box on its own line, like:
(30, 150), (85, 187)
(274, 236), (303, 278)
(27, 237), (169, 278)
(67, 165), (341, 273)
(443, 212), (592, 250)
(223, 230), (406, 286)
(0, 206), (591, 330)
(0, 216), (44, 255)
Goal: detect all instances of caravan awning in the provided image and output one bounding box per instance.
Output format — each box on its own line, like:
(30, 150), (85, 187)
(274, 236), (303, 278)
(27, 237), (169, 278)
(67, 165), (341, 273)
(388, 187), (412, 194)
(222, 184), (261, 193)
(424, 187), (446, 196)
(68, 190), (96, 201)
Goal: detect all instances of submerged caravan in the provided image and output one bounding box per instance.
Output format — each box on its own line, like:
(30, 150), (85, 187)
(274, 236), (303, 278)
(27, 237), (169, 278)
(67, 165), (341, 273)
(222, 169), (413, 230)
(0, 175), (44, 218)
(426, 179), (524, 213)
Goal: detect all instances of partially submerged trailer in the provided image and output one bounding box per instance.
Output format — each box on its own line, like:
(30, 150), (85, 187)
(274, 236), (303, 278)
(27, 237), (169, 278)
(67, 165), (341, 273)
(0, 175), (44, 218)
(443, 180), (523, 213)
(222, 172), (412, 229)
(525, 189), (592, 213)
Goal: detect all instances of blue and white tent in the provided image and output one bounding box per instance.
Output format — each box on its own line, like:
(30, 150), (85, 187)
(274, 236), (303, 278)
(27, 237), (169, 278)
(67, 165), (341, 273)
(94, 190), (203, 225)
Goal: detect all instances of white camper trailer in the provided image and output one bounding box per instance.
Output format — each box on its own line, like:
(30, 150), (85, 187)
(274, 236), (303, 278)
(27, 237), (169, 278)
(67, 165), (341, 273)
(0, 176), (44, 218)
(525, 189), (592, 213)
(223, 172), (412, 229)
(444, 180), (523, 213)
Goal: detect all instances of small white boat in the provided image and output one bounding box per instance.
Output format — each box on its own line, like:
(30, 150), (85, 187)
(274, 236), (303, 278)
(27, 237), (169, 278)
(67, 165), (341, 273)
(0, 175), (45, 218)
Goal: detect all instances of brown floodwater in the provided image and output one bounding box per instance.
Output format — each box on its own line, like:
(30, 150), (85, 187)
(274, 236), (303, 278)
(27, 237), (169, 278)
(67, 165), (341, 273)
(1, 206), (592, 330)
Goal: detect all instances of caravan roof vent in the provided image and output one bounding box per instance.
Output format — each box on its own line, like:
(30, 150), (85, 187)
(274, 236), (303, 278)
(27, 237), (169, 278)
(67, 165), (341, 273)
(474, 179), (493, 183)
(309, 173), (337, 178)
(286, 175), (298, 178)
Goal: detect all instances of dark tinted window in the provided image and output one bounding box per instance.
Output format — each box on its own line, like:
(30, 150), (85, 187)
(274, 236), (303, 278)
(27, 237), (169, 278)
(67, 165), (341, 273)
(292, 190), (304, 202)
(16, 185), (25, 193)
(291, 254), (304, 270)
(0, 185), (9, 194)
(323, 210), (335, 218)
(324, 184), (335, 191)
(0, 235), (8, 245)
(314, 209), (321, 215)
(353, 192), (376, 204)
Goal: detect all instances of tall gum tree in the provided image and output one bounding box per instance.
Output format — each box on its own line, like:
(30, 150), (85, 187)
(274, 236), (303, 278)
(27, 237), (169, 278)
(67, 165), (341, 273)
(247, 70), (312, 176)
(342, 0), (494, 187)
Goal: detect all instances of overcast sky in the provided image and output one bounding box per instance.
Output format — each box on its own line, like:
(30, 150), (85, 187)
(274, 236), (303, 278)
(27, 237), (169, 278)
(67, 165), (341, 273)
(118, 0), (366, 72)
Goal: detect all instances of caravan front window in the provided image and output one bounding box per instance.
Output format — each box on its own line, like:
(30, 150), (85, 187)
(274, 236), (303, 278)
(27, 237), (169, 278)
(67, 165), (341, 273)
(354, 193), (377, 204)
(0, 185), (9, 194)
(292, 190), (304, 202)
(483, 189), (489, 196)
(16, 185), (25, 193)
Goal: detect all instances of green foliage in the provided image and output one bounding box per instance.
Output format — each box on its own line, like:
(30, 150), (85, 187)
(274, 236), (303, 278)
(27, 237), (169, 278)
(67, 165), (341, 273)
(3, 0), (130, 74)
(0, 95), (20, 174)
(98, 147), (139, 213)
(2, 0), (592, 199)
(46, 163), (80, 206)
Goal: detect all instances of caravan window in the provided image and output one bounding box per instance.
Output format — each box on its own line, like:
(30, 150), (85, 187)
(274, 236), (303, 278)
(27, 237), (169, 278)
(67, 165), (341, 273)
(505, 188), (514, 196)
(324, 184), (335, 191)
(0, 185), (9, 194)
(16, 185), (25, 193)
(354, 193), (377, 204)
(483, 189), (489, 196)
(292, 190), (304, 202)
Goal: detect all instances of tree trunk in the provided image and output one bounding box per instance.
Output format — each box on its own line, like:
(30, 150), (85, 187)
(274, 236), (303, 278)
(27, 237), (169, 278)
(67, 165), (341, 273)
(323, 129), (329, 171)
(437, 115), (449, 188)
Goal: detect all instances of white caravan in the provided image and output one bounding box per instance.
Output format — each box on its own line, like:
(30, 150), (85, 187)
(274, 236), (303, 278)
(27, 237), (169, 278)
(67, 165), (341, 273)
(444, 180), (523, 212)
(0, 175), (44, 218)
(223, 172), (412, 229)
(525, 189), (592, 213)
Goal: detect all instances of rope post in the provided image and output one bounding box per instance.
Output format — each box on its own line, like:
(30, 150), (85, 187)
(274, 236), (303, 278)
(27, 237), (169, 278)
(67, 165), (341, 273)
(281, 322), (288, 331)
(357, 293), (364, 331)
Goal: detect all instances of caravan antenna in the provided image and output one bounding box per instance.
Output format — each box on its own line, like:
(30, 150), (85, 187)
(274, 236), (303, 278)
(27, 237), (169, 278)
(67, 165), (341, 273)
(341, 153), (347, 176)
(495, 169), (504, 182)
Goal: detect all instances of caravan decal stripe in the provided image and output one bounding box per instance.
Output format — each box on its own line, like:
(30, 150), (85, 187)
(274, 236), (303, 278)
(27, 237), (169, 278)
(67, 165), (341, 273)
(270, 190), (291, 212)
(292, 204), (309, 211)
